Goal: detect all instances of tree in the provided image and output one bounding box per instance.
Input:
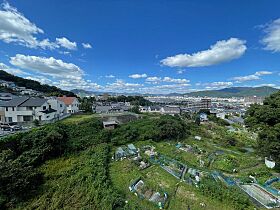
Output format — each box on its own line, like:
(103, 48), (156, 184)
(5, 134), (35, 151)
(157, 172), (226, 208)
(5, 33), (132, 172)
(245, 91), (280, 167)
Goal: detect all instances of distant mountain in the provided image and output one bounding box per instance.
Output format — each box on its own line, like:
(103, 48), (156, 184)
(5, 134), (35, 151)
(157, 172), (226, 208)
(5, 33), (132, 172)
(185, 86), (279, 97)
(0, 70), (75, 96)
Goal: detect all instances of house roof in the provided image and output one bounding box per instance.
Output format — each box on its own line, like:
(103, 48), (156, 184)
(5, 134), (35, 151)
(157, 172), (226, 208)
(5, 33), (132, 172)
(57, 96), (77, 105)
(0, 97), (47, 107)
(0, 96), (29, 107)
(20, 98), (47, 107)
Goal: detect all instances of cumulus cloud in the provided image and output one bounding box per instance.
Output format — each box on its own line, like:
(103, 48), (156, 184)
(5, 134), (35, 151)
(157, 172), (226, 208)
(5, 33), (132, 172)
(162, 77), (190, 84)
(145, 76), (162, 84)
(255, 71), (273, 76)
(177, 69), (185, 74)
(0, 62), (28, 75)
(261, 18), (280, 52)
(140, 83), (191, 94)
(10, 54), (84, 78)
(104, 79), (143, 92)
(129, 73), (147, 79)
(0, 2), (77, 50)
(254, 83), (276, 87)
(232, 71), (273, 83)
(161, 38), (246, 67)
(105, 74), (115, 78)
(56, 37), (77, 50)
(204, 81), (233, 89)
(82, 43), (92, 49)
(232, 74), (259, 83)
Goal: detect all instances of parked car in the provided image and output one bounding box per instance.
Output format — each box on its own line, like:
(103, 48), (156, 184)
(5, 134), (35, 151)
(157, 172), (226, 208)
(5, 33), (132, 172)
(0, 122), (22, 131)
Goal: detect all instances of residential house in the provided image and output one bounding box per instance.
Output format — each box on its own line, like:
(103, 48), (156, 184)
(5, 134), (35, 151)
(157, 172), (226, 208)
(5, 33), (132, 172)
(47, 98), (67, 118)
(58, 96), (80, 113)
(148, 106), (161, 113)
(0, 97), (57, 123)
(139, 106), (149, 112)
(0, 80), (16, 89)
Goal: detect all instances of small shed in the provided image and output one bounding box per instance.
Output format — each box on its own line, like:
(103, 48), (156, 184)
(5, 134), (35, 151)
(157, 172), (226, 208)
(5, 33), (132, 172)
(103, 120), (118, 129)
(115, 147), (126, 159)
(128, 144), (137, 152)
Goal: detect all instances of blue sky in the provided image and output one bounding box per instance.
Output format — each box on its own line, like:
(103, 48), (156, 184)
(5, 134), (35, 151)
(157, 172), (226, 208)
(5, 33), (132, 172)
(0, 0), (280, 93)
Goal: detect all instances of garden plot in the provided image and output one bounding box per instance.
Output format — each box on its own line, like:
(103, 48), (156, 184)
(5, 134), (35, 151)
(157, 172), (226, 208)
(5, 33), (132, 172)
(129, 178), (168, 209)
(240, 183), (280, 209)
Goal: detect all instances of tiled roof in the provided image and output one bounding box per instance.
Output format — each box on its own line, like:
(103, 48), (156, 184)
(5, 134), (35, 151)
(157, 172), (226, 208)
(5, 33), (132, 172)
(57, 96), (77, 105)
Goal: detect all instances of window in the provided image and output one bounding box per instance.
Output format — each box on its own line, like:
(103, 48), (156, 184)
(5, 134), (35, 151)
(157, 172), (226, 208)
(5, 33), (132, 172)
(60, 104), (62, 107)
(49, 105), (51, 109)
(12, 107), (15, 111)
(43, 106), (46, 110)
(23, 116), (33, 122)
(5, 107), (8, 111)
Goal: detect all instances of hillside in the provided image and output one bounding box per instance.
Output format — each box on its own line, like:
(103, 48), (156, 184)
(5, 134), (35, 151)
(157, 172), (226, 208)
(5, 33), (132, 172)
(185, 86), (279, 97)
(0, 70), (75, 96)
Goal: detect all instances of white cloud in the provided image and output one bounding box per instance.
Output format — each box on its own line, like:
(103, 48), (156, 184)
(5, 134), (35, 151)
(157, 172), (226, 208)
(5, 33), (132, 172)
(161, 38), (246, 67)
(145, 76), (162, 84)
(177, 69), (185, 74)
(162, 77), (190, 84)
(0, 62), (28, 75)
(10, 54), (84, 79)
(129, 73), (147, 79)
(232, 71), (273, 83)
(203, 81), (233, 89)
(104, 79), (143, 92)
(140, 83), (191, 94)
(105, 74), (115, 78)
(254, 83), (276, 87)
(82, 43), (92, 49)
(0, 2), (77, 50)
(261, 18), (280, 52)
(255, 71), (273, 76)
(232, 74), (259, 83)
(56, 37), (77, 50)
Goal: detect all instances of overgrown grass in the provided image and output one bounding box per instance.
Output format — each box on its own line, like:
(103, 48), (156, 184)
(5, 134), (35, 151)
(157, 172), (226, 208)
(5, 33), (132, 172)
(16, 144), (123, 210)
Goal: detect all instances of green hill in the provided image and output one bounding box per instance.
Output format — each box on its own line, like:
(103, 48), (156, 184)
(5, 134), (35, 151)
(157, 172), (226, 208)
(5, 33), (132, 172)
(0, 70), (75, 96)
(186, 86), (278, 97)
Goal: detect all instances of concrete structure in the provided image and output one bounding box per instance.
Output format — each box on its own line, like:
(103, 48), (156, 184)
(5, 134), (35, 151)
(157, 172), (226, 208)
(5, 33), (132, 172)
(160, 106), (180, 115)
(58, 96), (80, 113)
(103, 120), (118, 129)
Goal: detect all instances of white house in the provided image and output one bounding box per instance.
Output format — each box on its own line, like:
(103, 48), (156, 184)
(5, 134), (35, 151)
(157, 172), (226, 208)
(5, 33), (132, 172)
(216, 112), (226, 120)
(57, 96), (80, 113)
(148, 106), (161, 113)
(47, 98), (67, 117)
(1, 97), (58, 123)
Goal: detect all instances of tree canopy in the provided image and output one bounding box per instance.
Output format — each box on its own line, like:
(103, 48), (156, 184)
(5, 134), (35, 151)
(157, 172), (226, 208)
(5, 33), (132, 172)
(245, 91), (280, 168)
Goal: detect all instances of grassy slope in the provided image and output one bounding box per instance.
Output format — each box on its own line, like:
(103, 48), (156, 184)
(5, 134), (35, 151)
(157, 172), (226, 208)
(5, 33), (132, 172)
(11, 114), (276, 210)
(15, 143), (120, 210)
